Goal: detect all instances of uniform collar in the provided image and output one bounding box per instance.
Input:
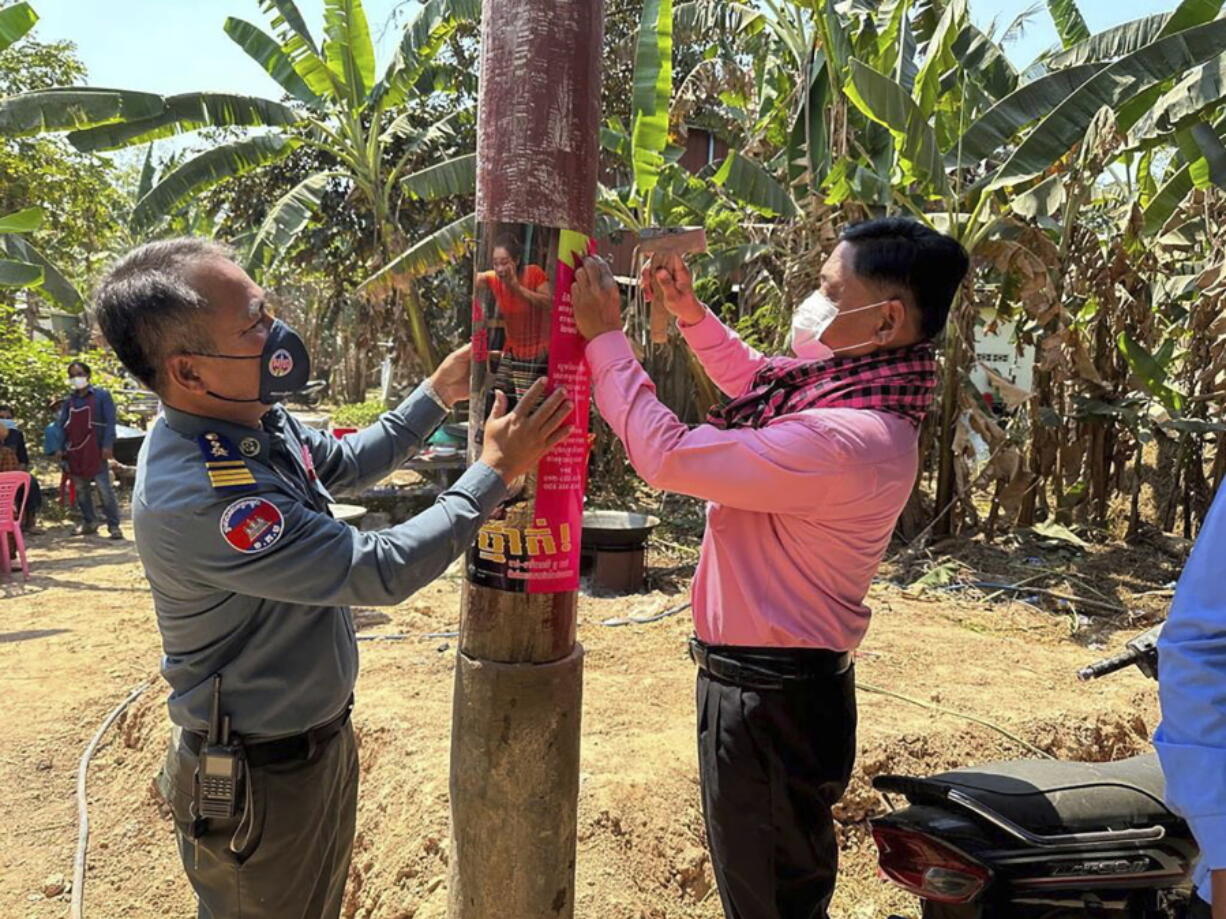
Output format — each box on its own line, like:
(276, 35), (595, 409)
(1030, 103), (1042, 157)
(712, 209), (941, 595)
(162, 404), (279, 465)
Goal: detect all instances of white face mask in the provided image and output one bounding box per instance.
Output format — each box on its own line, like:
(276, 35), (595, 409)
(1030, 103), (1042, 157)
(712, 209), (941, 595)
(69, 376), (89, 390)
(789, 290), (891, 361)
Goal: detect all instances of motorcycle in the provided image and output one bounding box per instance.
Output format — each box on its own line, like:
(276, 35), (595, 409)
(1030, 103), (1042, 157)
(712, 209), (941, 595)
(286, 378), (329, 408)
(870, 625), (1200, 917)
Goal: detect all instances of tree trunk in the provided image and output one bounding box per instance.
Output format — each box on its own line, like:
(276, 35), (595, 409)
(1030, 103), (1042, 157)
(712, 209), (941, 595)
(448, 1), (603, 917)
(933, 296), (968, 538)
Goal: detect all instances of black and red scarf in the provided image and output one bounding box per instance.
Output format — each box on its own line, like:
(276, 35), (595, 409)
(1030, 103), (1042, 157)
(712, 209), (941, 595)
(706, 343), (938, 430)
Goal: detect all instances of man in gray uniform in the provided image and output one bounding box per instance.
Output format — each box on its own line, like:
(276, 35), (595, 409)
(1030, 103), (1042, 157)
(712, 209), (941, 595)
(94, 238), (572, 919)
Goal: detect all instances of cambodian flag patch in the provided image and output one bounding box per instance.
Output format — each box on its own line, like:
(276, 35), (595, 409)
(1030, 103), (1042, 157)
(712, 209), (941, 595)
(219, 497), (285, 554)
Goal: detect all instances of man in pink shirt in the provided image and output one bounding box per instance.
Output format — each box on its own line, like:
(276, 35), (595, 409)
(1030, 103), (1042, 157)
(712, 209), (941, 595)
(571, 218), (970, 919)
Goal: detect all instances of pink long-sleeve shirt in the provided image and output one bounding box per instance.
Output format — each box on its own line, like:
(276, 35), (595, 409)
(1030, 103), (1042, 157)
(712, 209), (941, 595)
(585, 310), (921, 651)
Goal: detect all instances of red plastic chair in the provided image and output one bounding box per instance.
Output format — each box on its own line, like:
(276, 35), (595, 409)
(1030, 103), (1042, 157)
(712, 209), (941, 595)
(0, 471), (32, 580)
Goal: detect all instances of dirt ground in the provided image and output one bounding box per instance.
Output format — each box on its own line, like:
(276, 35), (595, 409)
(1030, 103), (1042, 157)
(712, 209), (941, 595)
(0, 498), (1182, 919)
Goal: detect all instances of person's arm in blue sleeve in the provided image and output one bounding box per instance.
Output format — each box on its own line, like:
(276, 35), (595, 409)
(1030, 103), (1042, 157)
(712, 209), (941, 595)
(175, 462), (507, 607)
(298, 381), (447, 494)
(98, 388), (117, 449)
(1156, 486), (1226, 910)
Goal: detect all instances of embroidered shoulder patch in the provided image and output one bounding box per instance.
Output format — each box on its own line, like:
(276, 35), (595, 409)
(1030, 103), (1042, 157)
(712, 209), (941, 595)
(219, 497), (285, 554)
(197, 431), (256, 491)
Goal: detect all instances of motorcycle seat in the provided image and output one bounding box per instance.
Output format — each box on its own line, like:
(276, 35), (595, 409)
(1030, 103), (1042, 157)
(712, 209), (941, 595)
(879, 754), (1179, 836)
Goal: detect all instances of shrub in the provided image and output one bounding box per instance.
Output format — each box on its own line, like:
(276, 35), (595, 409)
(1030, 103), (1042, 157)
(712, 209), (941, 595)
(0, 303), (137, 435)
(331, 399), (386, 428)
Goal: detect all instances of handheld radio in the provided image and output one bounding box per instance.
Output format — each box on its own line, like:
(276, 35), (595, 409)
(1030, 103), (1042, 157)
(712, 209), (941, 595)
(196, 675), (243, 820)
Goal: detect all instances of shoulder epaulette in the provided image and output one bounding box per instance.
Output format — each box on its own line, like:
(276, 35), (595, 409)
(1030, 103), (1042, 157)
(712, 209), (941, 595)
(196, 431), (257, 492)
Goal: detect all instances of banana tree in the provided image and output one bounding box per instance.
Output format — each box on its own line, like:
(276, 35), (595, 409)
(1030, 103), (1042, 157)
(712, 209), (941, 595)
(0, 0), (481, 371)
(812, 0), (1226, 534)
(0, 2), (83, 312)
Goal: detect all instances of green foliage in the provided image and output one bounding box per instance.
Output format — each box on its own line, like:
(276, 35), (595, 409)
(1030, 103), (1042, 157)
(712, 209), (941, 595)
(331, 398), (385, 427)
(0, 303), (134, 433)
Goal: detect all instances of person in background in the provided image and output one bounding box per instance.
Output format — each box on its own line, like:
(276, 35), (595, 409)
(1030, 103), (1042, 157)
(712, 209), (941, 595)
(0, 404), (42, 533)
(571, 217), (969, 919)
(57, 361), (122, 539)
(43, 397), (66, 457)
(1155, 482), (1226, 919)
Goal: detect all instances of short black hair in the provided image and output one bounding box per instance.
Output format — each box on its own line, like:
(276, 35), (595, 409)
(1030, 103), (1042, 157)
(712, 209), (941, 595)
(839, 218), (970, 340)
(0, 404), (12, 416)
(94, 238), (234, 393)
(67, 360), (91, 377)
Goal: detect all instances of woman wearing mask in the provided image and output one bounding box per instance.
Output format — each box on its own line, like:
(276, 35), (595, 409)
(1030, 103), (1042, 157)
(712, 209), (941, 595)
(0, 404), (42, 533)
(57, 361), (122, 539)
(571, 217), (969, 919)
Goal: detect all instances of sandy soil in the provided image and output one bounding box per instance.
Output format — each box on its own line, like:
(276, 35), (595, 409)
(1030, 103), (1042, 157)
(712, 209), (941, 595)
(0, 510), (1179, 919)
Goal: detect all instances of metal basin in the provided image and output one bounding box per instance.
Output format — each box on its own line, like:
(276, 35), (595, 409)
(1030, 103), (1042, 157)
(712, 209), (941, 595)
(113, 424), (146, 466)
(581, 510), (661, 548)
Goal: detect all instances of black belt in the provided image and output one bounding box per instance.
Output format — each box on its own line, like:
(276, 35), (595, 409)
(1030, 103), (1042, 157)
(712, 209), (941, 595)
(689, 638), (852, 690)
(183, 699), (352, 768)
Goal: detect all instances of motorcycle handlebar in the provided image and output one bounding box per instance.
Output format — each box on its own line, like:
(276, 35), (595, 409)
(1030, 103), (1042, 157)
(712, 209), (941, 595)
(1078, 647), (1139, 682)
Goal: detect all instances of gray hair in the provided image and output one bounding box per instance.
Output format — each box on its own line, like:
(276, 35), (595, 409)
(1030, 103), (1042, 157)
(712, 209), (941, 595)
(94, 238), (236, 393)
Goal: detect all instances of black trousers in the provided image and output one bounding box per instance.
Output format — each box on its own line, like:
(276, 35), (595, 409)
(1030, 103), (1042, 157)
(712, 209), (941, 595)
(696, 660), (857, 919)
(157, 722), (359, 919)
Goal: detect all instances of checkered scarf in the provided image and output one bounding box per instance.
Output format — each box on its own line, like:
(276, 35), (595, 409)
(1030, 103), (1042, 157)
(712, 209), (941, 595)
(706, 342), (938, 430)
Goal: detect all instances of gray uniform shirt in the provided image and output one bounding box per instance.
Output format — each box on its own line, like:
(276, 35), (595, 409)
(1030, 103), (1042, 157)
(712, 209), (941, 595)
(133, 385), (506, 740)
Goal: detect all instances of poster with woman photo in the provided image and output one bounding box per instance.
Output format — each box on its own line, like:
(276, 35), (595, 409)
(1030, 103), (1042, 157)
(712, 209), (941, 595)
(468, 221), (595, 594)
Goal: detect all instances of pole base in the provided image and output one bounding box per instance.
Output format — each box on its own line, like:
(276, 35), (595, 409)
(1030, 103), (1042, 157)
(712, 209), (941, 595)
(448, 645), (584, 918)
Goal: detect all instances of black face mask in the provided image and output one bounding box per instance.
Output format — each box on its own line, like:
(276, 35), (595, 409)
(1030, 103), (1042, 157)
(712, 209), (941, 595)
(186, 319), (312, 405)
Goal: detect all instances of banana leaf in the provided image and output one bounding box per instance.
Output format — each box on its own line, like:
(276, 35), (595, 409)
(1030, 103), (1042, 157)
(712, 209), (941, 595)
(2, 234), (83, 311)
(322, 0), (375, 107)
(247, 170), (341, 270)
(401, 153), (476, 200)
(67, 93), (301, 152)
(0, 87), (163, 136)
(0, 206), (43, 234)
(846, 59), (950, 197)
(1134, 54), (1226, 140)
(1046, 14), (1168, 69)
(713, 151), (797, 217)
(358, 213), (475, 290)
(224, 17), (324, 107)
(131, 135), (298, 232)
(0, 258), (40, 287)
(260, 0), (338, 100)
(1161, 0), (1225, 38)
(631, 0), (674, 196)
(374, 0), (480, 109)
(1046, 0), (1090, 48)
(1187, 120), (1226, 189)
(0, 1), (36, 54)
(988, 18), (1226, 190)
(1118, 332), (1185, 413)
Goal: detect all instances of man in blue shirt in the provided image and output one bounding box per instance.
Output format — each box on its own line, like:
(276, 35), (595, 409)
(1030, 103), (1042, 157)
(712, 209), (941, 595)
(1155, 483), (1226, 918)
(56, 361), (121, 538)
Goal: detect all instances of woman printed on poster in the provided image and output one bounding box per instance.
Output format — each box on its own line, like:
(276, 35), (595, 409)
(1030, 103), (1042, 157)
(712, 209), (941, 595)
(475, 235), (553, 407)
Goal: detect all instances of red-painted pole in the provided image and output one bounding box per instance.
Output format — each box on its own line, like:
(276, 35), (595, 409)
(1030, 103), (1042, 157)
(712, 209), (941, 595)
(447, 0), (603, 915)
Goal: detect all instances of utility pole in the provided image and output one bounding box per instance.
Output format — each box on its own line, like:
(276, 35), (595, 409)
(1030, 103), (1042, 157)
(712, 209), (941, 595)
(447, 0), (603, 916)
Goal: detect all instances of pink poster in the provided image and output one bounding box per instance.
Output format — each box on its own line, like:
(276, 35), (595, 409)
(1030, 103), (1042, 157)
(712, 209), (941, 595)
(467, 224), (594, 593)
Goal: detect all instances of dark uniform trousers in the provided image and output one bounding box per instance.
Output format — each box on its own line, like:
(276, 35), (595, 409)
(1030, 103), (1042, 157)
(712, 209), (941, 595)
(157, 722), (359, 919)
(695, 643), (857, 919)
